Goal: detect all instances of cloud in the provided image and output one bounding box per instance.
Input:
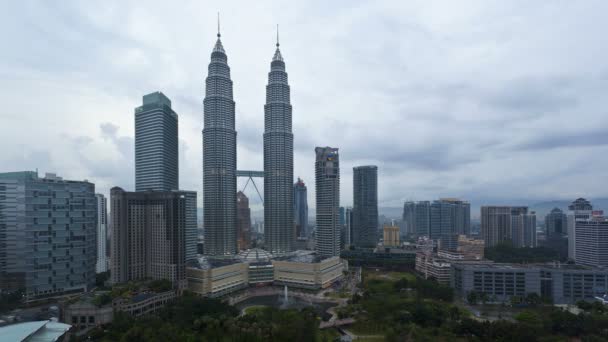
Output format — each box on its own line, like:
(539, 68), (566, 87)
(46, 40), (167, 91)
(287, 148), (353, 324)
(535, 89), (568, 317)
(1, 1), (608, 215)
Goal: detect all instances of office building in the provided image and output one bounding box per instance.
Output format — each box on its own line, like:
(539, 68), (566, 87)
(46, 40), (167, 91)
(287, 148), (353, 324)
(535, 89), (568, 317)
(567, 198), (594, 260)
(480, 206), (528, 247)
(352, 165), (378, 248)
(511, 211), (537, 248)
(452, 262), (608, 305)
(383, 225), (400, 247)
(0, 172), (96, 301)
(345, 207), (353, 247)
(415, 201), (431, 236)
(236, 191), (251, 251)
(402, 201), (416, 235)
(546, 208), (567, 236)
(430, 200), (457, 251)
(110, 187), (196, 289)
(95, 194), (108, 273)
(263, 37), (294, 255)
(440, 198), (471, 236)
(134, 92), (178, 192)
(315, 147), (341, 257)
(293, 178), (308, 238)
(575, 215), (608, 267)
(542, 208), (568, 258)
(203, 29), (237, 256)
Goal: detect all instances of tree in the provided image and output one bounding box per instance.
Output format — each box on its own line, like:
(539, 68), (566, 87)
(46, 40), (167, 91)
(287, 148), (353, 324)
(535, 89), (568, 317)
(525, 293), (541, 306)
(467, 291), (479, 305)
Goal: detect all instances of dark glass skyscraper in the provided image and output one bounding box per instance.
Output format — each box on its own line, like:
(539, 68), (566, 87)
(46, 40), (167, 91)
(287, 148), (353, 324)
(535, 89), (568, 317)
(264, 38), (294, 254)
(352, 165), (378, 248)
(294, 178), (308, 238)
(135, 91), (178, 191)
(315, 147), (340, 257)
(203, 31), (237, 256)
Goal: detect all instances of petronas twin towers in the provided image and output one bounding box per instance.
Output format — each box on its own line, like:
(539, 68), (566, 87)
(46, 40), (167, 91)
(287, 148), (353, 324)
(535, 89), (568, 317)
(203, 28), (294, 256)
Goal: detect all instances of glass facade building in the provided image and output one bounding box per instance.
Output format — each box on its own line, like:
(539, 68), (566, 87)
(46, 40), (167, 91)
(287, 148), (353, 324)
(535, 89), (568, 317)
(352, 165), (378, 248)
(293, 178), (308, 238)
(0, 172), (96, 301)
(135, 92), (178, 192)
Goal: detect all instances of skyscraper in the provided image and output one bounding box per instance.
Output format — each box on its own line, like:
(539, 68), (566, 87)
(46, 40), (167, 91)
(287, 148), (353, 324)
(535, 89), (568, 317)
(294, 178), (308, 238)
(135, 91), (178, 192)
(111, 187), (195, 289)
(546, 208), (568, 236)
(315, 147), (340, 257)
(236, 191), (251, 251)
(415, 201), (431, 236)
(95, 194), (108, 273)
(0, 172), (96, 300)
(402, 201), (416, 235)
(264, 36), (294, 254)
(430, 200), (457, 250)
(203, 29), (237, 256)
(542, 207), (568, 258)
(352, 165), (378, 248)
(481, 206), (528, 247)
(345, 207), (353, 247)
(511, 211), (537, 248)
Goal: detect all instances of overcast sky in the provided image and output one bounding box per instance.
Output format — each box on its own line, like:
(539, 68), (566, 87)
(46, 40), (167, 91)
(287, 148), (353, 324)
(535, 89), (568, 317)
(1, 1), (608, 214)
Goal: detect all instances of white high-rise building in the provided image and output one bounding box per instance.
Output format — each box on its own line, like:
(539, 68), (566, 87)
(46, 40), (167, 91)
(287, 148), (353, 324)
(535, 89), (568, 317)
(567, 198), (593, 260)
(95, 194), (108, 273)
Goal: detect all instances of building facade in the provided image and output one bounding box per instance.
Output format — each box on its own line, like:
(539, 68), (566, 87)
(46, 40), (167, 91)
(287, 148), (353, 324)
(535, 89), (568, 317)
(236, 191), (251, 251)
(415, 201), (431, 236)
(95, 194), (108, 273)
(567, 198), (594, 260)
(383, 225), (400, 247)
(203, 31), (237, 256)
(452, 262), (608, 304)
(315, 147), (341, 257)
(481, 206), (529, 247)
(575, 216), (608, 267)
(110, 187), (196, 289)
(293, 178), (308, 238)
(352, 165), (378, 248)
(0, 172), (96, 301)
(402, 201), (416, 235)
(511, 211), (537, 248)
(134, 92), (178, 192)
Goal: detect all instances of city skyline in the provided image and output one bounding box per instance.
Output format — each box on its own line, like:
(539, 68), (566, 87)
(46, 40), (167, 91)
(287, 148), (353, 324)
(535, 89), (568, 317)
(2, 2), (608, 211)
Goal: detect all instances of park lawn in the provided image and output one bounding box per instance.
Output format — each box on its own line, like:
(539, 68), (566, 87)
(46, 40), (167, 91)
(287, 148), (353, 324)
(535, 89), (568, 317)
(242, 305), (267, 316)
(363, 268), (416, 282)
(318, 328), (341, 341)
(348, 321), (386, 336)
(356, 336), (386, 342)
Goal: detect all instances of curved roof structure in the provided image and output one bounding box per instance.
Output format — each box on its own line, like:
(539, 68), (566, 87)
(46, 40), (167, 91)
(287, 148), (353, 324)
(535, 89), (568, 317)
(237, 248), (274, 262)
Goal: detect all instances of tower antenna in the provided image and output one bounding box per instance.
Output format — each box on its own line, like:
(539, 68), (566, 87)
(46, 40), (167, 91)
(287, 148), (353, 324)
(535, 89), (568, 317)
(217, 12), (221, 37)
(276, 24), (279, 47)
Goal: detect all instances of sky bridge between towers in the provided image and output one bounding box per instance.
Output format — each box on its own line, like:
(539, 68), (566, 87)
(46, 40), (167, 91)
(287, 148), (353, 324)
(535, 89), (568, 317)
(237, 170), (264, 205)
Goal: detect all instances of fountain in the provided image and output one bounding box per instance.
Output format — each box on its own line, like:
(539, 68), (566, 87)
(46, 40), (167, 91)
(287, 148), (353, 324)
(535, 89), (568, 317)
(280, 285), (290, 308)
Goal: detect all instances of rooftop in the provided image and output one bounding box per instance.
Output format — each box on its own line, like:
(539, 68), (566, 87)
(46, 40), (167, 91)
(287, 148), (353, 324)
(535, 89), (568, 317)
(0, 320), (70, 342)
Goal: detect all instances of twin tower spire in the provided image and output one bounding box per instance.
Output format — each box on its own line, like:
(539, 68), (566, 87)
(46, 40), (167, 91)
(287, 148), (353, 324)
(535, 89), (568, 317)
(203, 18), (294, 256)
